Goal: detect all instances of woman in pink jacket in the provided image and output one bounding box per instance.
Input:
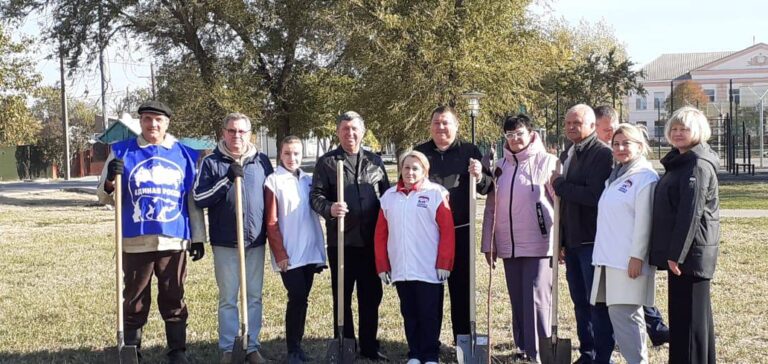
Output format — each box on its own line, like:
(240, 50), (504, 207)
(481, 114), (558, 363)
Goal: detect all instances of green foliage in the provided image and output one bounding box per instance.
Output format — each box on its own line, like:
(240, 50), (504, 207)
(111, 88), (152, 118)
(29, 86), (99, 167)
(0, 25), (42, 146)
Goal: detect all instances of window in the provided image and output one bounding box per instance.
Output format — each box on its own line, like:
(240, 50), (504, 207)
(653, 92), (665, 109)
(636, 96), (648, 110)
(704, 89), (715, 102)
(732, 88), (740, 104)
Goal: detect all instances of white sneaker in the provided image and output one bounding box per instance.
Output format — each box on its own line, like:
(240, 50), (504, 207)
(424, 362), (438, 364)
(407, 359), (421, 364)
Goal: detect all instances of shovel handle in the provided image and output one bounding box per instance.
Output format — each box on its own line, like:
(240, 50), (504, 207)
(336, 160), (345, 328)
(115, 174), (124, 335)
(468, 174), (477, 322)
(235, 175), (249, 336)
(551, 161), (563, 335)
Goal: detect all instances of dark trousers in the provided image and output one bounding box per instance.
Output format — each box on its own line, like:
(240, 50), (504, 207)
(564, 245), (615, 364)
(328, 245), (383, 356)
(448, 227), (470, 340)
(280, 265), (316, 353)
(643, 305), (670, 342)
(396, 281), (444, 363)
(668, 274), (716, 364)
(123, 250), (188, 330)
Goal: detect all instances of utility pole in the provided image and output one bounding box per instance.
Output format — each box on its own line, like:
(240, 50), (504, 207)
(98, 0), (108, 130)
(59, 39), (71, 180)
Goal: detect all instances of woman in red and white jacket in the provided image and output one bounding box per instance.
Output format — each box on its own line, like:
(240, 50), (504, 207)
(374, 150), (455, 364)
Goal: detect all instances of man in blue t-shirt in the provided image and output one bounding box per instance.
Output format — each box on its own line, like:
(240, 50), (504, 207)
(97, 101), (206, 364)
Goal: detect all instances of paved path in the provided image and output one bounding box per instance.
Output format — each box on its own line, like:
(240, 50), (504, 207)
(720, 209), (768, 218)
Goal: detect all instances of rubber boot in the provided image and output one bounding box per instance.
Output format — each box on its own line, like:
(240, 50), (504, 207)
(165, 321), (189, 364)
(124, 328), (143, 362)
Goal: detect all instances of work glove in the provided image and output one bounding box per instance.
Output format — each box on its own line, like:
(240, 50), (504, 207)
(227, 162), (244, 182)
(189, 242), (205, 261)
(106, 158), (124, 182)
(378, 272), (392, 285)
(437, 269), (451, 281)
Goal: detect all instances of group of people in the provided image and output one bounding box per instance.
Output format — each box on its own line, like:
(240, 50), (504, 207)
(98, 100), (719, 364)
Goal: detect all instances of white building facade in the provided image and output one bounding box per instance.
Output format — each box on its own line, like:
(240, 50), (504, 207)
(625, 43), (768, 141)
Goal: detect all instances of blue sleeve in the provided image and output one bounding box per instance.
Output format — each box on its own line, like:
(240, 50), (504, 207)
(193, 155), (231, 208)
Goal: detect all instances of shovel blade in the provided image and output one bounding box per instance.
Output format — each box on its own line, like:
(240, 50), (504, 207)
(538, 336), (572, 364)
(324, 338), (356, 364)
(455, 334), (489, 364)
(118, 344), (139, 364)
(232, 334), (248, 363)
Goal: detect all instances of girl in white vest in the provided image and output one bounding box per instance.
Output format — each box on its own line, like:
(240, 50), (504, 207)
(264, 136), (327, 363)
(374, 150), (455, 364)
(591, 124), (659, 364)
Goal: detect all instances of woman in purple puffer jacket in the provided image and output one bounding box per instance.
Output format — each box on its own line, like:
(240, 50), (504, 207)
(481, 114), (558, 363)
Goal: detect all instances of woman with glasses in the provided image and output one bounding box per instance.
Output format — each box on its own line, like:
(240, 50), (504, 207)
(591, 124), (658, 364)
(481, 114), (557, 363)
(649, 107), (720, 364)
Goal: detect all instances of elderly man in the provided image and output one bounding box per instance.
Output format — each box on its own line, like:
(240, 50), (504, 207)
(550, 104), (615, 364)
(593, 105), (671, 347)
(311, 111), (391, 361)
(97, 101), (205, 364)
(594, 105), (619, 145)
(193, 113), (273, 364)
(414, 105), (492, 342)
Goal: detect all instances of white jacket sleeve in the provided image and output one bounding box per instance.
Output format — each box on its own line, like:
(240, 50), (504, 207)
(629, 180), (657, 260)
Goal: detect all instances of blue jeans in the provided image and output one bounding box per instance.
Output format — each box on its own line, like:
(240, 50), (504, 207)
(564, 245), (615, 364)
(213, 244), (266, 354)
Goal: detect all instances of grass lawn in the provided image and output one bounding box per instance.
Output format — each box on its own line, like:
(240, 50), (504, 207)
(1, 192), (767, 363)
(718, 182), (768, 209)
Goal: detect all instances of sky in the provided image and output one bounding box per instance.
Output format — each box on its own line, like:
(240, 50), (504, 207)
(17, 0), (768, 115)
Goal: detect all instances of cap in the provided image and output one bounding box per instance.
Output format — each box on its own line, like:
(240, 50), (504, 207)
(137, 101), (173, 118)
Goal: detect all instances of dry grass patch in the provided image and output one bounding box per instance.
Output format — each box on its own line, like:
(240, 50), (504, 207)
(0, 192), (766, 363)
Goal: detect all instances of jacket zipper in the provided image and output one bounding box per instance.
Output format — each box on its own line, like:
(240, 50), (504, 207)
(509, 155), (519, 258)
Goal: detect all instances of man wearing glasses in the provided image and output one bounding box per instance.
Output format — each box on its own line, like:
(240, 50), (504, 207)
(194, 113), (274, 364)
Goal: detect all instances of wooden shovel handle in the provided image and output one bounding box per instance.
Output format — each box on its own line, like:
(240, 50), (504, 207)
(468, 174), (476, 322)
(235, 175), (249, 335)
(115, 174), (124, 334)
(336, 160), (345, 327)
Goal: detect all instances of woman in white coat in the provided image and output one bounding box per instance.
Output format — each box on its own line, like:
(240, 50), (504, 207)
(591, 124), (659, 364)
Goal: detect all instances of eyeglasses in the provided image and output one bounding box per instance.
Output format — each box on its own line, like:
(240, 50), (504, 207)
(225, 128), (250, 136)
(504, 130), (528, 139)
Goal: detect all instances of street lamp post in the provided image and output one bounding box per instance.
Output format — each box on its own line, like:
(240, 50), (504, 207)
(461, 91), (485, 145)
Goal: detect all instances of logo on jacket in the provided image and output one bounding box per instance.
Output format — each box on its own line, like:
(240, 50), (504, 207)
(618, 179), (633, 193)
(417, 195), (430, 208)
(127, 157), (185, 223)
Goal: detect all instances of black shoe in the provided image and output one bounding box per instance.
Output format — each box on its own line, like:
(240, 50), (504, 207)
(650, 329), (670, 347)
(573, 355), (592, 364)
(360, 351), (389, 362)
(296, 348), (312, 362)
(167, 349), (189, 364)
(287, 352), (303, 364)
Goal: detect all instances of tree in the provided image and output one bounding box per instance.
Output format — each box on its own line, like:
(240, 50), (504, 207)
(29, 86), (98, 169)
(666, 80), (709, 111)
(111, 88), (152, 118)
(0, 24), (41, 146)
(339, 0), (551, 151)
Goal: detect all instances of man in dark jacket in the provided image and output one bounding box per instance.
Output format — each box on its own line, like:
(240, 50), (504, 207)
(550, 104), (615, 364)
(414, 105), (492, 341)
(194, 113), (273, 364)
(311, 111), (390, 361)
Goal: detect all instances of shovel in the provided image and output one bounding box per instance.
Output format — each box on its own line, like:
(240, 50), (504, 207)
(538, 162), (572, 364)
(114, 174), (139, 364)
(231, 174), (250, 363)
(325, 159), (356, 364)
(456, 174), (489, 364)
